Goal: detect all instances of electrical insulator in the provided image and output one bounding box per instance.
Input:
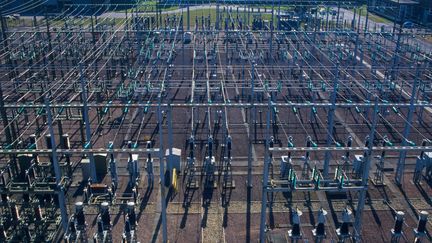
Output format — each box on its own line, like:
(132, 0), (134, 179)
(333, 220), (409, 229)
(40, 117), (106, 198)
(23, 193), (30, 203)
(1, 194), (9, 203)
(345, 136), (352, 158)
(189, 136), (195, 158)
(339, 208), (352, 236)
(100, 202), (110, 227)
(226, 135), (232, 159)
(0, 224), (7, 240)
(128, 141), (133, 161)
(10, 203), (20, 222)
(416, 211), (429, 234)
(124, 216), (131, 234)
(97, 216), (104, 234)
(146, 141), (152, 160)
(75, 201), (86, 227)
(289, 208), (303, 238)
(393, 211), (404, 234)
(208, 136), (213, 159)
(24, 224), (31, 240)
(68, 218), (76, 234)
(34, 204), (43, 221)
(315, 208), (327, 236)
(127, 201), (136, 228)
(292, 210), (301, 236)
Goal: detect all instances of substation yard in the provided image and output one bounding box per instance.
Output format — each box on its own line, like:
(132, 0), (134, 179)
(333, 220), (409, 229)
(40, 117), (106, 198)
(0, 1), (431, 243)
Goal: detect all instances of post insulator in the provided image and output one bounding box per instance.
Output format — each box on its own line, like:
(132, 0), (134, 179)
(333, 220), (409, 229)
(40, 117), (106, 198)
(393, 211), (404, 234)
(417, 211), (429, 233)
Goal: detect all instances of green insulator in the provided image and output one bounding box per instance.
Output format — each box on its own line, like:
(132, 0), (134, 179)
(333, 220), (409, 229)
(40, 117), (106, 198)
(406, 140), (416, 146)
(392, 107), (399, 114)
(321, 82), (326, 91)
(18, 106), (25, 114)
(37, 107), (45, 115)
(292, 173), (297, 188)
(103, 101), (112, 114)
(339, 175), (344, 189)
(312, 107), (317, 114)
(277, 81), (282, 92)
(84, 142), (91, 149)
(123, 100), (132, 114)
(144, 104), (150, 114)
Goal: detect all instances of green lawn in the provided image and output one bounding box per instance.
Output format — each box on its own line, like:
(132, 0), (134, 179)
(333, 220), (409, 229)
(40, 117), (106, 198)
(115, 1), (179, 13)
(160, 8), (273, 27)
(355, 5), (392, 24)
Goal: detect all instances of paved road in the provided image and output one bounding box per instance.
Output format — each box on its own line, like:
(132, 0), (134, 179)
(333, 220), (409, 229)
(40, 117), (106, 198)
(337, 8), (432, 52)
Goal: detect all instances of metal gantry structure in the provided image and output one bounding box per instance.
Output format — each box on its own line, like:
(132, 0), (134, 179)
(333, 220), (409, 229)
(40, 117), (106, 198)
(0, 0), (431, 242)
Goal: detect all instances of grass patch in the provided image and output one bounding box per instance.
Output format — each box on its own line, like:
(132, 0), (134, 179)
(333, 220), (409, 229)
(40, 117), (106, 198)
(115, 1), (179, 13)
(354, 5), (392, 24)
(160, 8), (273, 27)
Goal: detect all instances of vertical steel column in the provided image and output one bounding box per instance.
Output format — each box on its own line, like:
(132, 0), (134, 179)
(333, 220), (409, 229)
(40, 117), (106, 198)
(354, 96), (379, 238)
(79, 64), (97, 182)
(216, 0), (219, 30)
(395, 62), (420, 185)
(270, 0), (275, 60)
(157, 96), (168, 243)
(352, 6), (357, 31)
(0, 7), (18, 176)
(323, 62), (339, 176)
(168, 104), (173, 156)
(364, 1), (370, 33)
(336, 1), (341, 29)
(187, 1), (190, 31)
(0, 8), (11, 143)
(247, 63), (255, 188)
(390, 24), (403, 82)
(45, 97), (68, 231)
(259, 99), (272, 243)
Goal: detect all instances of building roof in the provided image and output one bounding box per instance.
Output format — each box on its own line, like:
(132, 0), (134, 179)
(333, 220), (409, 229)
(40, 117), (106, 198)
(389, 0), (419, 5)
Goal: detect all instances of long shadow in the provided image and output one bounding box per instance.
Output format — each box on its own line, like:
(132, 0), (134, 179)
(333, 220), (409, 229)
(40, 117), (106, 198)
(72, 180), (86, 198)
(377, 186), (391, 203)
(221, 186), (232, 208)
(246, 186), (251, 243)
(113, 210), (124, 226)
(180, 206), (189, 229)
(269, 198), (275, 228)
(201, 186), (213, 228)
(366, 192), (382, 227)
(137, 180), (154, 221)
(327, 197), (340, 229)
(415, 184), (432, 206)
(222, 206), (229, 228)
(151, 213), (162, 243)
(305, 192), (315, 227)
